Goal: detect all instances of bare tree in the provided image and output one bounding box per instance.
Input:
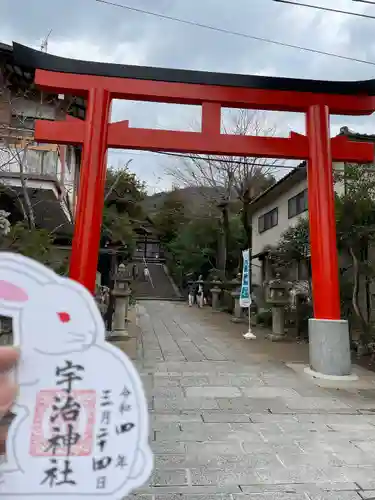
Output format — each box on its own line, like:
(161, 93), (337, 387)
(166, 109), (279, 273)
(0, 81), (33, 225)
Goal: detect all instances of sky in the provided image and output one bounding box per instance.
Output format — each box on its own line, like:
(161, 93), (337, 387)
(2, 0), (375, 192)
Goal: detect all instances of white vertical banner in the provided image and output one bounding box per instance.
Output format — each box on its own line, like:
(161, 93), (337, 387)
(240, 249), (256, 340)
(240, 249), (251, 309)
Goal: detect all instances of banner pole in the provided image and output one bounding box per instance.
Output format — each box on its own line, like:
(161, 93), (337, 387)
(241, 248), (256, 340)
(243, 304), (256, 340)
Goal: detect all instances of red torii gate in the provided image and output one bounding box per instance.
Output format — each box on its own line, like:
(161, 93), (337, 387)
(13, 43), (375, 376)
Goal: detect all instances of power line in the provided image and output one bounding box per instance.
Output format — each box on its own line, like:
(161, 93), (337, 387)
(274, 0), (375, 19)
(108, 148), (300, 169)
(108, 149), (375, 172)
(156, 151), (299, 170)
(95, 0), (375, 67)
(352, 0), (375, 5)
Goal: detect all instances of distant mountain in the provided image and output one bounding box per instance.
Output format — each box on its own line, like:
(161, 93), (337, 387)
(142, 186), (226, 216)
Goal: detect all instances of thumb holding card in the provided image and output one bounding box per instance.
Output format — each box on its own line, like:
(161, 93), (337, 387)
(0, 252), (153, 499)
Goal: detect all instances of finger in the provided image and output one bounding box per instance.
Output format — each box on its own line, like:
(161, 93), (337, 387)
(0, 347), (19, 373)
(0, 423), (8, 455)
(0, 377), (17, 415)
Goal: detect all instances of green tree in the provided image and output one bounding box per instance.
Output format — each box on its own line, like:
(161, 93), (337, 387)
(226, 214), (247, 274)
(167, 110), (278, 273)
(264, 217), (312, 313)
(105, 165), (146, 218)
(0, 220), (70, 274)
(0, 221), (52, 260)
(266, 217), (310, 273)
(167, 213), (246, 280)
(102, 164), (146, 258)
(168, 217), (219, 277)
(335, 164), (375, 347)
(102, 205), (136, 259)
(152, 189), (186, 244)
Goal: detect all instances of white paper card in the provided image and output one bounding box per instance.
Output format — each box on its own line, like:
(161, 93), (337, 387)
(0, 252), (153, 498)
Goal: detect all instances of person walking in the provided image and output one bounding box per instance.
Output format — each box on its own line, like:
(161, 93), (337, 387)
(143, 266), (150, 282)
(188, 281), (196, 306)
(197, 275), (204, 308)
(132, 263), (138, 280)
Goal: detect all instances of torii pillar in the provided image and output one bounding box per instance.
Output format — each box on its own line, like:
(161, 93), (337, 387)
(306, 105), (352, 379)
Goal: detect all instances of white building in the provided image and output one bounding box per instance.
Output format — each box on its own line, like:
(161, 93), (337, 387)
(0, 42), (83, 232)
(249, 150), (353, 289)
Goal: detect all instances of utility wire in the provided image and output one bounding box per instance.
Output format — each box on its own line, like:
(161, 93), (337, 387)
(274, 0), (375, 19)
(109, 149), (375, 172)
(157, 151), (296, 170)
(352, 0), (375, 5)
(95, 0), (375, 67)
(108, 148), (300, 169)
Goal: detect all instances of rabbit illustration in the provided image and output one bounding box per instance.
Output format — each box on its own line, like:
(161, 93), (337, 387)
(0, 253), (153, 498)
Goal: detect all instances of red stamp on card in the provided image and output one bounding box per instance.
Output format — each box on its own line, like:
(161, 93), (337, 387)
(30, 389), (96, 457)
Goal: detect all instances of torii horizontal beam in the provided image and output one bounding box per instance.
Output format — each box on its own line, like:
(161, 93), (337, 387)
(35, 115), (374, 164)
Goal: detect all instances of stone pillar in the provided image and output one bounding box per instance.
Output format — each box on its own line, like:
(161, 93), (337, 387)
(231, 291), (243, 323)
(268, 306), (286, 341)
(231, 274), (243, 323)
(110, 264), (132, 339)
(210, 280), (222, 312)
(306, 319), (354, 379)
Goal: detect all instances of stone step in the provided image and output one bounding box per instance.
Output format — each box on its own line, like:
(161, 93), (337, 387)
(133, 262), (181, 300)
(136, 296), (185, 301)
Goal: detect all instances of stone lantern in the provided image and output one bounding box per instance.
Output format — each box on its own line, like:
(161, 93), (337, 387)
(266, 273), (292, 341)
(110, 263), (132, 339)
(210, 276), (222, 312)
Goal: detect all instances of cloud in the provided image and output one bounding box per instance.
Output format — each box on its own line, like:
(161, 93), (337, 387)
(2, 0), (375, 191)
(47, 38), (149, 66)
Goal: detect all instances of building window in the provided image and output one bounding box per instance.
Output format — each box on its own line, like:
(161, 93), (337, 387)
(258, 207), (278, 233)
(288, 189), (308, 219)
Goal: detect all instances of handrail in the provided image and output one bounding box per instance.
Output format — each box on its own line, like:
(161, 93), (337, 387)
(143, 256), (155, 289)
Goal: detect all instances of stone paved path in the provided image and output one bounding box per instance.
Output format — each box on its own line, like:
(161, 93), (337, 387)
(132, 300), (375, 500)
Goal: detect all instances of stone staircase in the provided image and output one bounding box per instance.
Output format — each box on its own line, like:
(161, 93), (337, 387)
(132, 262), (183, 301)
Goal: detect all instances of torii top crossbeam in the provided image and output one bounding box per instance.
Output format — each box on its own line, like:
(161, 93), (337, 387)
(12, 43), (375, 162)
(11, 43), (374, 329)
(13, 42), (375, 115)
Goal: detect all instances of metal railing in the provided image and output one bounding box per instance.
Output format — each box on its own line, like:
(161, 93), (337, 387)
(142, 256), (155, 289)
